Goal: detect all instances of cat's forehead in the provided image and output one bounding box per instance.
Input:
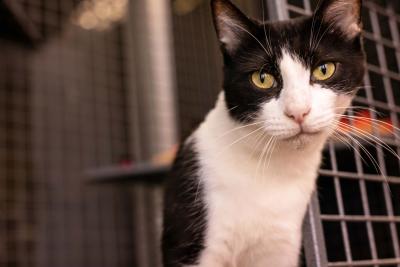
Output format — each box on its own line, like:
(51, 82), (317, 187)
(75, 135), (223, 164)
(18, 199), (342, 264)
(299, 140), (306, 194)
(260, 17), (311, 41)
(236, 16), (359, 69)
(234, 20), (310, 70)
(261, 18), (315, 57)
(262, 16), (310, 32)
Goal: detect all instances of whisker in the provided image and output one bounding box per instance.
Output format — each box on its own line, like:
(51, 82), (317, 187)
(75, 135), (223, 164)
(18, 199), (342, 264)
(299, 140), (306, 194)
(309, 0), (324, 57)
(216, 125), (266, 157)
(255, 136), (274, 179)
(335, 114), (400, 140)
(335, 128), (392, 194)
(217, 121), (265, 139)
(229, 21), (271, 57)
(337, 121), (400, 161)
(312, 12), (335, 53)
(329, 123), (384, 176)
(260, 0), (273, 56)
(331, 131), (371, 167)
(262, 137), (276, 178)
(250, 129), (268, 159)
(327, 117), (396, 194)
(334, 106), (383, 116)
(228, 105), (239, 111)
(264, 138), (277, 177)
(338, 128), (382, 174)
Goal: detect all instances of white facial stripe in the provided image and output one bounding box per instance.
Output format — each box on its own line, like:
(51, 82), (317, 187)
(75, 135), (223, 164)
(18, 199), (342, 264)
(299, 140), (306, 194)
(279, 51), (310, 90)
(279, 51), (312, 118)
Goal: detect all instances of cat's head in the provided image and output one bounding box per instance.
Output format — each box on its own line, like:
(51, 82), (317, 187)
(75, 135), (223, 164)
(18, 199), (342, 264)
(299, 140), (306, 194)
(211, 0), (365, 147)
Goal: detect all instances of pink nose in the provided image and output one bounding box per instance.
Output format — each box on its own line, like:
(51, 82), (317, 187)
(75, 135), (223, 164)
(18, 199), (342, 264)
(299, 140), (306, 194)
(285, 107), (311, 124)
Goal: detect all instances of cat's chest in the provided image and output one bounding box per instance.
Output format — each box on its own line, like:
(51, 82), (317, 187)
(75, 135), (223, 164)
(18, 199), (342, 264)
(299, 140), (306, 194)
(205, 169), (312, 228)
(202, 150), (317, 216)
(203, 171), (309, 265)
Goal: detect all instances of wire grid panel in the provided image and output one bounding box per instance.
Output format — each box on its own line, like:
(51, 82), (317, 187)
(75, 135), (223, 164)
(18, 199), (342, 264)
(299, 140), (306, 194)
(283, 0), (400, 266)
(0, 40), (33, 267)
(0, 1), (133, 267)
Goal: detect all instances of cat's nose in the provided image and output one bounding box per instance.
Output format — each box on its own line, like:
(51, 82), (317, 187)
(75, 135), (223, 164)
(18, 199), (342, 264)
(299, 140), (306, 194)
(284, 107), (311, 124)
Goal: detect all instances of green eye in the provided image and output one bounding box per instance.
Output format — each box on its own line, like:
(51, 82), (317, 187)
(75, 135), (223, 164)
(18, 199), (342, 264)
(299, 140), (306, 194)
(251, 71), (275, 90)
(312, 62), (336, 81)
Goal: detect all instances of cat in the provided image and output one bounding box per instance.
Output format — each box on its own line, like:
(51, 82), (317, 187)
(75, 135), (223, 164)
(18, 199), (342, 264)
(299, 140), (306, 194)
(162, 0), (365, 266)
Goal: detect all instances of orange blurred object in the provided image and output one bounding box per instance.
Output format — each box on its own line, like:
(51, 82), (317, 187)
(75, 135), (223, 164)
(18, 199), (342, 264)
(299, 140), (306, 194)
(339, 110), (394, 136)
(151, 145), (179, 166)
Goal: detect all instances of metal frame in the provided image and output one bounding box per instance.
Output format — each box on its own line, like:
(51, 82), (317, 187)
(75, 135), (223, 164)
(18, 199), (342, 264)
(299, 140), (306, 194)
(303, 193), (329, 267)
(267, 0), (289, 21)
(125, 0), (179, 162)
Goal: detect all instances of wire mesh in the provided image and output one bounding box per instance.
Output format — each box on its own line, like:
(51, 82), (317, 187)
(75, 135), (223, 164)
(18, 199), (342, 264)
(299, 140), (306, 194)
(0, 1), (133, 267)
(285, 0), (400, 266)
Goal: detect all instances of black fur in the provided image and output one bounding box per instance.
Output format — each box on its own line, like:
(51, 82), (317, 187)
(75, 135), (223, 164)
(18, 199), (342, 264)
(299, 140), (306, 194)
(162, 141), (207, 267)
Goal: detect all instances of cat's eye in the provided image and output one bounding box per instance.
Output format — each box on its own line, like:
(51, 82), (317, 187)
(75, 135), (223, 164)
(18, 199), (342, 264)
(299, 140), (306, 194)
(312, 62), (336, 81)
(251, 71), (275, 90)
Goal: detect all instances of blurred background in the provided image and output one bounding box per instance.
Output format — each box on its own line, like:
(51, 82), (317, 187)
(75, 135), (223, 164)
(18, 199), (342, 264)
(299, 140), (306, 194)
(1, 0), (400, 267)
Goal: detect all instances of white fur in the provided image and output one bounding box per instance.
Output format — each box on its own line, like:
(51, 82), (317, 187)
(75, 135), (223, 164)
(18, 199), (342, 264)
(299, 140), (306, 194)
(188, 51), (353, 267)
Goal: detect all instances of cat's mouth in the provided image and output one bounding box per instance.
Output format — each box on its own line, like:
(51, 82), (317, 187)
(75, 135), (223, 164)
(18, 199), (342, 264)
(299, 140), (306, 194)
(284, 130), (321, 141)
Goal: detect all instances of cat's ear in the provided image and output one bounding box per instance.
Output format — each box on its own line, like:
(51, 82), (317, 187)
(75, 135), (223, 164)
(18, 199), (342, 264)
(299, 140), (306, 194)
(211, 0), (254, 54)
(315, 0), (362, 38)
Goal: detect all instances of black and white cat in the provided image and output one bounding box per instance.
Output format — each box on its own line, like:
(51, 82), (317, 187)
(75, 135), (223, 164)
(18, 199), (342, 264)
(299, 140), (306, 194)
(162, 0), (365, 266)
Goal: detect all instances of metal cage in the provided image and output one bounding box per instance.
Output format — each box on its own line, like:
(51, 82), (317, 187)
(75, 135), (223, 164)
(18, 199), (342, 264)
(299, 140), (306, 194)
(1, 0), (400, 267)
